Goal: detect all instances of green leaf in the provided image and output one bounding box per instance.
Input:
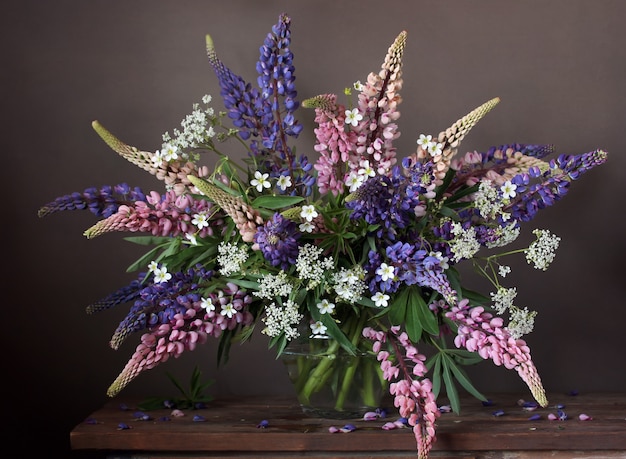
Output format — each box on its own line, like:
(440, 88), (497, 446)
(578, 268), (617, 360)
(252, 195), (304, 209)
(125, 245), (165, 272)
(405, 294), (423, 342)
(442, 357), (461, 413)
(427, 353), (442, 399)
(444, 355), (487, 402)
(388, 287), (409, 326)
(123, 235), (172, 246)
(410, 288), (440, 336)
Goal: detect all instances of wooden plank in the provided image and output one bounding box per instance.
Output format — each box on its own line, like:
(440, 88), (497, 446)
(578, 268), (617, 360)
(71, 393), (626, 456)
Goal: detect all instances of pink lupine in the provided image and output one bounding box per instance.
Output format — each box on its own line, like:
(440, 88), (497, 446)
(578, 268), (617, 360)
(363, 326), (440, 459)
(83, 190), (223, 239)
(445, 299), (548, 408)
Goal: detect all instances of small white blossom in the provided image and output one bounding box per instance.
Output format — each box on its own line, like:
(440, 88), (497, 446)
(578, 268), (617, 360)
(276, 174), (292, 191)
(428, 142), (444, 156)
(200, 297), (215, 312)
(353, 80), (364, 91)
(344, 108), (363, 127)
(250, 170), (271, 192)
(357, 160), (376, 179)
(160, 143), (179, 162)
(417, 134), (434, 151)
(317, 299), (335, 315)
(220, 302), (237, 319)
(376, 263), (396, 282)
(310, 320), (328, 336)
(191, 211), (209, 229)
(300, 205), (318, 222)
(429, 251), (449, 271)
(299, 221), (315, 233)
(147, 261), (159, 273)
(346, 171), (365, 192)
(151, 150), (165, 167)
(372, 291), (390, 308)
(500, 180), (517, 199)
(185, 233), (198, 246)
(153, 266), (172, 284)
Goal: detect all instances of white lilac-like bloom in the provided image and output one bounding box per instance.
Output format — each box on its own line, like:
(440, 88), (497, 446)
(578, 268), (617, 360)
(332, 266), (366, 303)
(507, 306), (537, 339)
(250, 171), (271, 192)
(162, 96), (217, 151)
(262, 300), (303, 340)
(217, 242), (248, 276)
(498, 265), (512, 277)
(449, 223), (481, 262)
(526, 229), (561, 271)
(490, 286), (517, 314)
(254, 271), (293, 300)
(296, 244), (333, 287)
(485, 223), (520, 249)
(475, 180), (504, 220)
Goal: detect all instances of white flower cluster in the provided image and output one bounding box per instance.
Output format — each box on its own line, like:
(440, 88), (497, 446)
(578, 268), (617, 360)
(261, 299), (303, 340)
(217, 242), (249, 276)
(332, 266), (367, 303)
(296, 243), (334, 288)
(449, 222), (481, 262)
(525, 229), (561, 271)
(507, 306), (537, 339)
(161, 94), (216, 152)
(490, 286), (517, 314)
(254, 271), (293, 299)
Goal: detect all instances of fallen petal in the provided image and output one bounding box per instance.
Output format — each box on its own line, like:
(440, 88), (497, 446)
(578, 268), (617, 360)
(381, 422), (397, 430)
(257, 419), (269, 428)
(363, 411), (379, 421)
(328, 426), (339, 433)
(528, 414), (541, 421)
(492, 409), (505, 417)
(117, 422), (131, 430)
(339, 424), (357, 432)
(171, 409), (185, 417)
(192, 415), (206, 422)
(578, 413), (593, 421)
(548, 413), (558, 421)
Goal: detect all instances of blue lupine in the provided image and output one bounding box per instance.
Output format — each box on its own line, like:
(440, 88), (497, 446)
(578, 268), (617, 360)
(254, 212), (301, 270)
(38, 183), (146, 218)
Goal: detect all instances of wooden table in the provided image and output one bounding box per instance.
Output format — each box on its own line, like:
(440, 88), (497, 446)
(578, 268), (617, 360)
(71, 392), (626, 458)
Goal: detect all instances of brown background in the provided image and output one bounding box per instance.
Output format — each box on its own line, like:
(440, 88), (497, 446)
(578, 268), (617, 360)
(4, 0), (626, 457)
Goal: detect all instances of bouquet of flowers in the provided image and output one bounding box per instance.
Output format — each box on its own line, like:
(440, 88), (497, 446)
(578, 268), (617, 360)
(39, 13), (607, 458)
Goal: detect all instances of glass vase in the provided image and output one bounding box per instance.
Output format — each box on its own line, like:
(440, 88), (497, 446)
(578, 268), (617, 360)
(281, 333), (388, 419)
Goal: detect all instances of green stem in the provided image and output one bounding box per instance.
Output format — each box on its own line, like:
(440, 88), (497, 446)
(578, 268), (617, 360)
(334, 313), (370, 411)
(298, 339), (340, 405)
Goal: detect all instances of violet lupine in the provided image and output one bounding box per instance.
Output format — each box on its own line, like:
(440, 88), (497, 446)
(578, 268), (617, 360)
(83, 190), (224, 239)
(445, 299), (548, 408)
(254, 213), (301, 270)
(37, 183), (146, 219)
(91, 121), (210, 196)
(507, 149), (608, 222)
(363, 326), (440, 459)
(85, 274), (147, 314)
(206, 14), (312, 197)
(109, 265), (216, 350)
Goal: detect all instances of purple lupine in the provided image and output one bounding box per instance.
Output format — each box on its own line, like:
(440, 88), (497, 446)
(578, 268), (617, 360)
(206, 14), (313, 197)
(86, 273), (147, 314)
(254, 212), (301, 270)
(109, 265), (215, 350)
(507, 149), (607, 222)
(37, 183), (146, 219)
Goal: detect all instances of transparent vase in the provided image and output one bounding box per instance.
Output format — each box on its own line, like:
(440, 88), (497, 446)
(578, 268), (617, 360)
(281, 333), (388, 419)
